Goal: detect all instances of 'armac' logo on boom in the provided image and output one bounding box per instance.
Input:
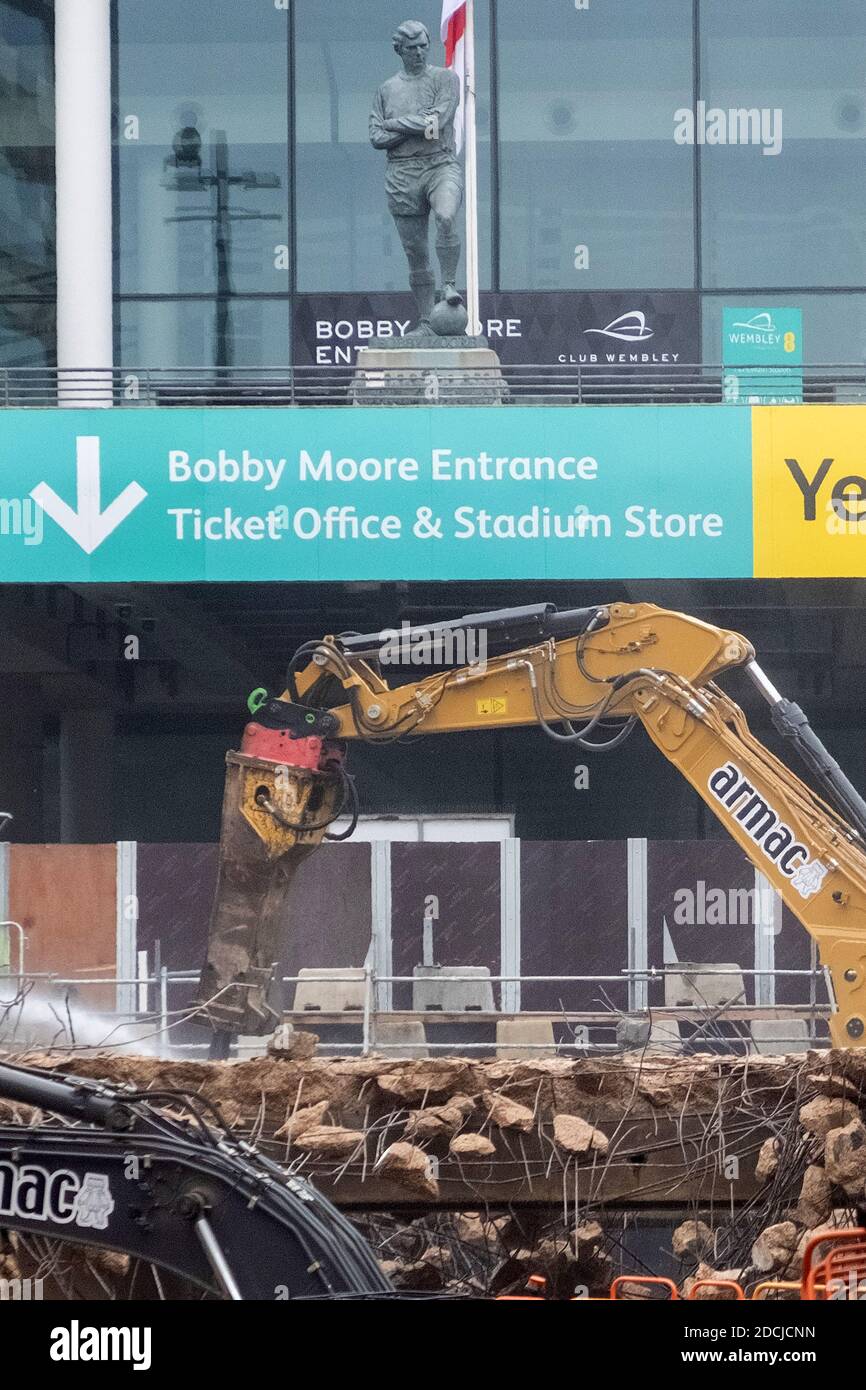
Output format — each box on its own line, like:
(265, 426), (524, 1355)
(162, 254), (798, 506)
(707, 762), (828, 900)
(0, 1162), (114, 1230)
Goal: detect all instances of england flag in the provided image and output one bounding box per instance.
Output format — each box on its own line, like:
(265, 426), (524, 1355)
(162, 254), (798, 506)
(441, 0), (467, 151)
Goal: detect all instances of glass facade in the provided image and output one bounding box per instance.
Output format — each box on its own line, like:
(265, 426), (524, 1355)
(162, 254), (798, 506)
(115, 0), (290, 368)
(497, 0), (695, 290)
(700, 0), (866, 290)
(0, 0), (54, 365)
(4, 2), (866, 366)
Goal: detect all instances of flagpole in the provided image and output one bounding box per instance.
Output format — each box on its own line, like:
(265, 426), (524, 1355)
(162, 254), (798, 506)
(463, 0), (481, 337)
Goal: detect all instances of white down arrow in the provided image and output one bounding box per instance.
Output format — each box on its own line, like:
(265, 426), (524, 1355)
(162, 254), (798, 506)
(31, 436), (147, 555)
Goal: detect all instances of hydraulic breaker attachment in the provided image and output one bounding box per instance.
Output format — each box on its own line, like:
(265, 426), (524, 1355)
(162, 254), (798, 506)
(197, 700), (349, 1049)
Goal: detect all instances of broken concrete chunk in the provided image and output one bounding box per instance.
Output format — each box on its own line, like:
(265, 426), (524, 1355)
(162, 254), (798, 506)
(824, 1118), (866, 1195)
(552, 1113), (608, 1155)
(751, 1221), (798, 1273)
(449, 1132), (496, 1158)
(755, 1136), (780, 1183)
(292, 1125), (365, 1157)
(274, 1099), (329, 1141)
(681, 1262), (743, 1299)
(804, 1070), (862, 1101)
(796, 1164), (834, 1227)
(672, 1220), (714, 1261)
(573, 1220), (604, 1254)
(267, 1025), (319, 1060)
(376, 1061), (475, 1104)
(374, 1142), (439, 1198)
(446, 1093), (476, 1118)
(213, 1099), (244, 1129)
(403, 1095), (476, 1141)
(615, 1278), (662, 1301)
(799, 1095), (858, 1137)
(379, 1258), (447, 1291)
(420, 1244), (452, 1271)
(482, 1090), (535, 1132)
(452, 1210), (507, 1245)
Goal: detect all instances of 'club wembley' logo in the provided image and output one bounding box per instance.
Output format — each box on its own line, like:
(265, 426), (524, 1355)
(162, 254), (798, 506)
(584, 311), (654, 343)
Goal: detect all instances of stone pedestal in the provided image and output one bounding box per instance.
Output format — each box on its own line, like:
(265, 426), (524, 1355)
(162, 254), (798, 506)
(351, 334), (508, 406)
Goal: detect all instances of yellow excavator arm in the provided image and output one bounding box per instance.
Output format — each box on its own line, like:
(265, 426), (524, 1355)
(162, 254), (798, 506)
(199, 602), (866, 1052)
(289, 600), (750, 738)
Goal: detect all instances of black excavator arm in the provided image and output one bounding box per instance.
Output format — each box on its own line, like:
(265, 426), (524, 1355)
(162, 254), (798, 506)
(0, 1060), (391, 1300)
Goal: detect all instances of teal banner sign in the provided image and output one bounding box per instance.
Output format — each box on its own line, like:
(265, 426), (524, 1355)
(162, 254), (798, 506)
(0, 406), (753, 582)
(723, 306), (803, 404)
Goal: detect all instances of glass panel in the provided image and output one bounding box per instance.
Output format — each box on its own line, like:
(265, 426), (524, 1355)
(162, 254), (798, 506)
(701, 0), (866, 288)
(117, 297), (289, 369)
(703, 293), (866, 364)
(0, 303), (55, 366)
(115, 0), (289, 298)
(295, 0), (492, 291)
(0, 1), (55, 300)
(497, 0), (695, 290)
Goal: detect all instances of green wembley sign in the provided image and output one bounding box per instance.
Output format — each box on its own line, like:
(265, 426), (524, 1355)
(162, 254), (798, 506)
(0, 405), (753, 582)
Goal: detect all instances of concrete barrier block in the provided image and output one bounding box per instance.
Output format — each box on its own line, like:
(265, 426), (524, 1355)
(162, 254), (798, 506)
(292, 967), (367, 1012)
(372, 1019), (429, 1058)
(665, 963), (746, 1009)
(495, 1018), (555, 1059)
(412, 964), (495, 1012)
(749, 1019), (810, 1054)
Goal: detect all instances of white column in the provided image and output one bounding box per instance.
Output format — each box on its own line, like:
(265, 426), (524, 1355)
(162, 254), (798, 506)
(627, 838), (648, 1011)
(499, 838), (521, 1013)
(0, 841), (9, 923)
(754, 869), (779, 1007)
(116, 841), (138, 1018)
(370, 841), (393, 1011)
(463, 0), (482, 337)
(0, 840), (8, 969)
(55, 0), (113, 405)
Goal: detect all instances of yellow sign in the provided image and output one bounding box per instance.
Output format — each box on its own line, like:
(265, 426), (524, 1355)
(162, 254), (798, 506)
(753, 405), (866, 577)
(476, 697), (508, 718)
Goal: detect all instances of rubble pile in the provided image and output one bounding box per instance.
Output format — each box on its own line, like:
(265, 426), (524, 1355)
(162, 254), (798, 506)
(2, 1045), (865, 1296)
(667, 1083), (866, 1300)
(14, 1044), (866, 1130)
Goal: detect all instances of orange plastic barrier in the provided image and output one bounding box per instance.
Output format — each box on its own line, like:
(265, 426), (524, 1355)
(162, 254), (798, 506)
(687, 1279), (745, 1300)
(609, 1276), (679, 1301)
(802, 1228), (866, 1300)
(751, 1280), (801, 1300)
